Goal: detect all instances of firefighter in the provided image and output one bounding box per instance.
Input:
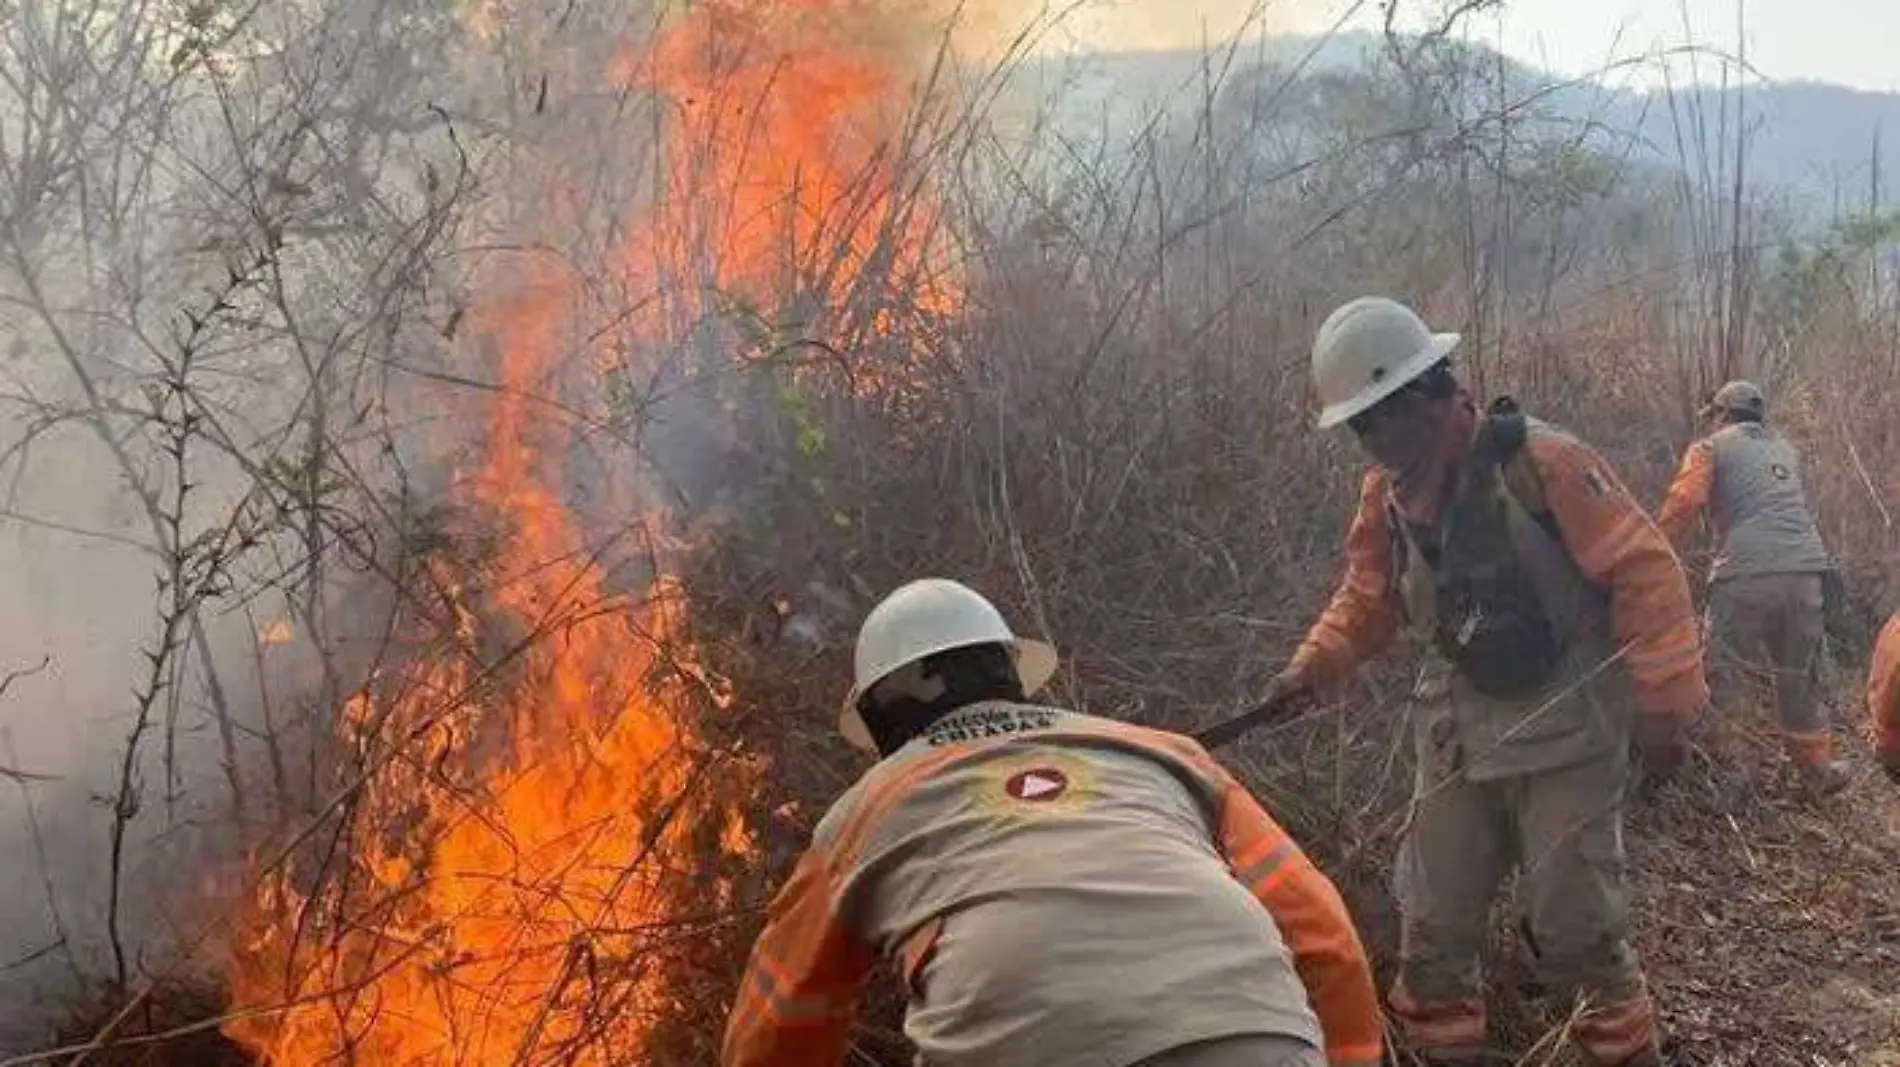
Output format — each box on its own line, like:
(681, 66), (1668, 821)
(1257, 297), (1707, 1066)
(722, 578), (1382, 1067)
(1655, 380), (1849, 791)
(1873, 608), (1900, 782)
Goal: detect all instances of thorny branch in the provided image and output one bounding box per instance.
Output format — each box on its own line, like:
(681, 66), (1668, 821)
(2, 0), (1899, 1063)
(104, 252), (276, 994)
(0, 655), (50, 702)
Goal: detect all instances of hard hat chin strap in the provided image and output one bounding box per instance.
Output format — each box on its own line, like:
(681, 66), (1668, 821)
(860, 644), (1024, 755)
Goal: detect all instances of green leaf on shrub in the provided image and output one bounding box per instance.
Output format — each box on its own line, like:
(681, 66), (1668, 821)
(797, 423), (827, 457)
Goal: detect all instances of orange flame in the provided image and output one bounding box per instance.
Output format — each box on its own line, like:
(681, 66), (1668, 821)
(223, 0), (957, 1060)
(221, 272), (753, 1064)
(623, 0), (959, 338)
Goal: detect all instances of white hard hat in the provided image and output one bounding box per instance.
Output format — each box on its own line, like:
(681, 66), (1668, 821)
(838, 578), (1058, 752)
(1311, 297), (1461, 429)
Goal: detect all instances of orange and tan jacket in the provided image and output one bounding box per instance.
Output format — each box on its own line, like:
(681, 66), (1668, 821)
(1653, 435), (1715, 549)
(1655, 424), (1830, 580)
(721, 702), (1382, 1067)
(1872, 612), (1900, 767)
(1290, 424), (1707, 719)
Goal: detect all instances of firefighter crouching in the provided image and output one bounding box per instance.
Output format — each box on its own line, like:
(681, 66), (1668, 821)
(1257, 297), (1708, 1066)
(721, 578), (1383, 1067)
(1655, 380), (1850, 792)
(1873, 608), (1900, 782)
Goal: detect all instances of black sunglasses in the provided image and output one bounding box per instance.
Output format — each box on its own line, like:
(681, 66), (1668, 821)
(1346, 362), (1458, 435)
(1347, 393), (1410, 436)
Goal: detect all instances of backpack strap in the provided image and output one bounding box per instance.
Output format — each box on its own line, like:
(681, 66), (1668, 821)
(1478, 396), (1563, 544)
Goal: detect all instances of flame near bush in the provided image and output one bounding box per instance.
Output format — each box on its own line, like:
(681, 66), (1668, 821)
(220, 0), (957, 1062)
(221, 270), (757, 1064)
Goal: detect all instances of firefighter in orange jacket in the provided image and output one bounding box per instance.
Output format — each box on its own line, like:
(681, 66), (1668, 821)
(1655, 381), (1848, 791)
(722, 578), (1383, 1067)
(1873, 609), (1900, 781)
(1257, 298), (1708, 1066)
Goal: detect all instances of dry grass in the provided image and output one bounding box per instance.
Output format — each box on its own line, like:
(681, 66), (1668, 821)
(1627, 711), (1900, 1066)
(661, 162), (1900, 1063)
(30, 978), (252, 1067)
(13, 7), (1900, 1066)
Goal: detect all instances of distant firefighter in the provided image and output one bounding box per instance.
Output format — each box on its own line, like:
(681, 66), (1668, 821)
(1259, 296), (1705, 1066)
(1656, 380), (1848, 792)
(1872, 609), (1900, 782)
(722, 578), (1382, 1067)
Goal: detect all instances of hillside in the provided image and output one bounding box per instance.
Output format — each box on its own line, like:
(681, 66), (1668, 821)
(5, 3), (1900, 1066)
(1009, 33), (1900, 211)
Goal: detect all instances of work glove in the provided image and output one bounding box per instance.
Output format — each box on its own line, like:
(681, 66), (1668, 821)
(1193, 666), (1319, 749)
(1260, 665), (1317, 713)
(1634, 714), (1691, 790)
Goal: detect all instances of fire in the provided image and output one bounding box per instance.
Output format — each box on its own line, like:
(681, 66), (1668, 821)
(223, 0), (957, 1060)
(624, 0), (959, 340)
(222, 270), (754, 1064)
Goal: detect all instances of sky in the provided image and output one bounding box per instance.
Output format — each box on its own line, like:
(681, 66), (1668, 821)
(1036, 0), (1900, 93)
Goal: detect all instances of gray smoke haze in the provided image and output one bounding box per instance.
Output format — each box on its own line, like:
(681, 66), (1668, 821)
(0, 0), (488, 1046)
(0, 424), (251, 1042)
(0, 333), (446, 1049)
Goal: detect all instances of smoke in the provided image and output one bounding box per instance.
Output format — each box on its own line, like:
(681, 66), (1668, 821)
(0, 0), (1327, 1049)
(1031, 0), (1345, 53)
(0, 420), (238, 1043)
(0, 326), (406, 1050)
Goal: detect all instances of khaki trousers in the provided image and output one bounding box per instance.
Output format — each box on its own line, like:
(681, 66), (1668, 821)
(1134, 1034), (1327, 1067)
(1708, 572), (1831, 762)
(1393, 743), (1657, 1064)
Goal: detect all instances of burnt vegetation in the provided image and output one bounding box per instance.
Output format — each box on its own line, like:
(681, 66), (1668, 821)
(1, 1), (1899, 1065)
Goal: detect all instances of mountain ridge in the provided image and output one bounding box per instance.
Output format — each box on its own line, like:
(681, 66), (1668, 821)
(1005, 32), (1900, 211)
